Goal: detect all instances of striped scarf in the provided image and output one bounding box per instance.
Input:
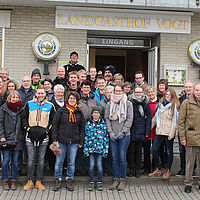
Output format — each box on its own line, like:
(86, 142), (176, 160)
(66, 103), (78, 123)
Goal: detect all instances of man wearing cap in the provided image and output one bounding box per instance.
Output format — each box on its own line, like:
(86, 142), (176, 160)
(31, 68), (43, 90)
(104, 65), (115, 86)
(64, 51), (85, 77)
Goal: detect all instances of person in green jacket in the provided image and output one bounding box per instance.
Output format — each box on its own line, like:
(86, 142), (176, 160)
(31, 68), (43, 90)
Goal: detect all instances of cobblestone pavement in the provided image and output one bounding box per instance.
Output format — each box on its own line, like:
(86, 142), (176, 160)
(0, 176), (200, 200)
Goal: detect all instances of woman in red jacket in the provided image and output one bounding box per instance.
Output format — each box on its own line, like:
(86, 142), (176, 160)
(143, 86), (158, 174)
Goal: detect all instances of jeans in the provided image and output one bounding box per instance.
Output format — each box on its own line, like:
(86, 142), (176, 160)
(152, 135), (174, 170)
(110, 135), (130, 179)
(54, 143), (78, 180)
(26, 142), (48, 181)
(2, 150), (19, 181)
(89, 154), (103, 182)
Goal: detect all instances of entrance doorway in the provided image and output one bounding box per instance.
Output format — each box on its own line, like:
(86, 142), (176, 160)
(89, 48), (148, 82)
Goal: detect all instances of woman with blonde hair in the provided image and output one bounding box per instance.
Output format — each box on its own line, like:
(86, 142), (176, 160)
(149, 88), (180, 180)
(0, 91), (24, 190)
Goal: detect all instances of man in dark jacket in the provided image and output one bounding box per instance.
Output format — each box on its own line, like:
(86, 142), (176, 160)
(17, 75), (36, 107)
(176, 81), (194, 176)
(64, 51), (85, 77)
(22, 86), (55, 191)
(52, 66), (68, 90)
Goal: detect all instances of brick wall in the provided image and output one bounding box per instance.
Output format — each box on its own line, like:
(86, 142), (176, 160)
(3, 6), (87, 83)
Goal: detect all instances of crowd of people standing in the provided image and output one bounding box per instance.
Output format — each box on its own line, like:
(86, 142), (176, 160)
(0, 51), (199, 194)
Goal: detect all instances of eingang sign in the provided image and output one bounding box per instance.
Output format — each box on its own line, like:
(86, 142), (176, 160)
(56, 7), (191, 34)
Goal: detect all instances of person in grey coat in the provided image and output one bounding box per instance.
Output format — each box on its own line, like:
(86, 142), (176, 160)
(105, 84), (133, 191)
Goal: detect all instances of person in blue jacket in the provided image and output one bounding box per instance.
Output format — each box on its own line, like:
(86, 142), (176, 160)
(94, 76), (106, 104)
(83, 106), (109, 191)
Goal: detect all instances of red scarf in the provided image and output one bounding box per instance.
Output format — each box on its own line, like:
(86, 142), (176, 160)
(65, 103), (78, 123)
(7, 101), (23, 112)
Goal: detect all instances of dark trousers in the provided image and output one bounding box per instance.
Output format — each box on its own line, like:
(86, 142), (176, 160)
(152, 135), (174, 170)
(127, 140), (143, 170)
(143, 140), (152, 172)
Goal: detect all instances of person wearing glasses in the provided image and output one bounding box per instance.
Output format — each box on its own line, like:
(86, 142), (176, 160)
(149, 88), (179, 180)
(132, 71), (148, 89)
(0, 68), (9, 83)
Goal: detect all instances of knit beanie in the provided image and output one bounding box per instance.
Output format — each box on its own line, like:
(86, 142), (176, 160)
(70, 51), (78, 58)
(92, 106), (102, 114)
(104, 65), (115, 76)
(31, 68), (41, 78)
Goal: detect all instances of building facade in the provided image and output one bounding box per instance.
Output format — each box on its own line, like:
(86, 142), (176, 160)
(0, 0), (200, 92)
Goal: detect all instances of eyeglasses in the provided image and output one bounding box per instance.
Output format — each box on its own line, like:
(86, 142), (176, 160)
(166, 93), (171, 96)
(22, 80), (30, 82)
(69, 97), (76, 100)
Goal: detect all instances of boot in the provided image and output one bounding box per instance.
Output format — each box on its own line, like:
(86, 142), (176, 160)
(53, 179), (61, 192)
(10, 180), (17, 190)
(109, 178), (119, 190)
(24, 180), (34, 191)
(128, 168), (135, 177)
(135, 169), (141, 178)
(66, 178), (74, 191)
(149, 168), (162, 177)
(117, 179), (125, 191)
(162, 169), (170, 180)
(35, 181), (45, 191)
(3, 180), (9, 190)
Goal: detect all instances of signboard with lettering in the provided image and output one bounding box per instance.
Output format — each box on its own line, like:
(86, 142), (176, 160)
(56, 7), (191, 34)
(87, 37), (150, 48)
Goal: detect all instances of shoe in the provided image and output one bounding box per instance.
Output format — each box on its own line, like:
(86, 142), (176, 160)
(117, 179), (125, 191)
(75, 170), (81, 176)
(88, 182), (95, 191)
(3, 180), (9, 190)
(135, 169), (141, 178)
(185, 186), (192, 193)
(176, 170), (185, 176)
(192, 171), (196, 177)
(149, 168), (162, 177)
(35, 181), (45, 191)
(109, 178), (119, 190)
(97, 182), (103, 191)
(66, 178), (74, 191)
(53, 179), (61, 192)
(162, 169), (170, 180)
(10, 181), (17, 190)
(128, 168), (135, 177)
(24, 180), (34, 191)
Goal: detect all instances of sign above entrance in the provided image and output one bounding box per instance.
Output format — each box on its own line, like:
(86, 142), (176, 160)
(56, 7), (191, 34)
(87, 37), (151, 48)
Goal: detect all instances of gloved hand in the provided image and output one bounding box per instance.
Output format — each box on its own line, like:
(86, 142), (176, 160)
(117, 132), (124, 140)
(110, 131), (117, 142)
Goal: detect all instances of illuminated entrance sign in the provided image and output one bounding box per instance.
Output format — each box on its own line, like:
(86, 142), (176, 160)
(56, 7), (191, 34)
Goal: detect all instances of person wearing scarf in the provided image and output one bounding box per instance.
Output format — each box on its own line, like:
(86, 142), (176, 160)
(149, 88), (180, 180)
(52, 91), (85, 192)
(0, 91), (24, 190)
(127, 86), (151, 178)
(105, 84), (133, 191)
(157, 79), (168, 101)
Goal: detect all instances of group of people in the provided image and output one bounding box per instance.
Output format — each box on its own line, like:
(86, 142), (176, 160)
(0, 51), (199, 194)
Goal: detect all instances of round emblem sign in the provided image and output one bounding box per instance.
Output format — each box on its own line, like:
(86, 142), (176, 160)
(32, 32), (61, 61)
(188, 39), (200, 65)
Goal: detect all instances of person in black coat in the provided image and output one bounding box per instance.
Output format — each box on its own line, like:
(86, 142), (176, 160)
(17, 75), (36, 107)
(63, 51), (85, 77)
(127, 86), (151, 178)
(52, 91), (85, 192)
(0, 91), (24, 190)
